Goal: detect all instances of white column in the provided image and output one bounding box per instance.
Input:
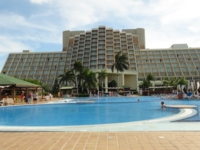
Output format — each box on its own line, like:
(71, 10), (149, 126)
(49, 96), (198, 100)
(105, 76), (108, 92)
(121, 73), (124, 86)
(96, 74), (99, 92)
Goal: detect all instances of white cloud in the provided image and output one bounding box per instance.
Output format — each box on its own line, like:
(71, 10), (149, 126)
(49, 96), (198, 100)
(1, 0), (200, 54)
(0, 36), (31, 53)
(0, 13), (57, 32)
(30, 0), (52, 4)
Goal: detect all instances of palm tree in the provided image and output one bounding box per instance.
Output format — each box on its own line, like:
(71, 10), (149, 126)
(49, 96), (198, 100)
(111, 51), (129, 92)
(146, 73), (155, 87)
(82, 69), (97, 94)
(73, 60), (84, 73)
(98, 69), (108, 95)
(73, 60), (84, 94)
(57, 69), (75, 87)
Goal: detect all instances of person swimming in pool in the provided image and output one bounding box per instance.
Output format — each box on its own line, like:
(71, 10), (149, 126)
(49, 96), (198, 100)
(161, 101), (166, 108)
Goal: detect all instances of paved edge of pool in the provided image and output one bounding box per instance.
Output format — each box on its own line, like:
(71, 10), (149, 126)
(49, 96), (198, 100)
(0, 108), (199, 132)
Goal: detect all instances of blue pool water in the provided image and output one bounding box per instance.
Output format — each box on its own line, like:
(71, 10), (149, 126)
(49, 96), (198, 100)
(0, 96), (200, 126)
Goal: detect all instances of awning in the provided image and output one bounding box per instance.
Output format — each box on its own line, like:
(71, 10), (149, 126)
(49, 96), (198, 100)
(103, 87), (123, 89)
(60, 86), (75, 90)
(0, 73), (40, 88)
(149, 86), (174, 89)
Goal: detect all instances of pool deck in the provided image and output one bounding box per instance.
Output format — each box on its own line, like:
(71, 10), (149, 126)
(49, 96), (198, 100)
(1, 132), (200, 150)
(1, 97), (200, 149)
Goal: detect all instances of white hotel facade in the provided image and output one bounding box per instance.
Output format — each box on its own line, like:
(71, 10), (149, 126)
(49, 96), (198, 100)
(2, 26), (200, 91)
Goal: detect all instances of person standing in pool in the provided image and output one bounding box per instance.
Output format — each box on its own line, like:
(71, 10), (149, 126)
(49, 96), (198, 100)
(161, 101), (166, 108)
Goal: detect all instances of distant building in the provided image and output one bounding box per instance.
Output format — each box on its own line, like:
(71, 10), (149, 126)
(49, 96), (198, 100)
(2, 26), (200, 91)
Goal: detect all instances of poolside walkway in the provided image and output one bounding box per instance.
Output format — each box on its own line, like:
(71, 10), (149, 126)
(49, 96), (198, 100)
(0, 132), (200, 150)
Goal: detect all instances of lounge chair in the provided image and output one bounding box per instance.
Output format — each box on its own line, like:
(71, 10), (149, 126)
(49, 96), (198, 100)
(0, 98), (5, 106)
(184, 92), (193, 99)
(194, 92), (200, 99)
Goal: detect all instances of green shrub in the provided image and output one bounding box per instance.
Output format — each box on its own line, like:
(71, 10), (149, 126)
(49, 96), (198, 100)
(76, 94), (89, 97)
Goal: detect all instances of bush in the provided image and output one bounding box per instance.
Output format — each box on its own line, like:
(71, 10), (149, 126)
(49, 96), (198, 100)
(76, 94), (89, 97)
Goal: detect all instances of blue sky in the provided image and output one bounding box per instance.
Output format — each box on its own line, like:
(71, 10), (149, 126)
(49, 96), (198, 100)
(1, 0), (200, 71)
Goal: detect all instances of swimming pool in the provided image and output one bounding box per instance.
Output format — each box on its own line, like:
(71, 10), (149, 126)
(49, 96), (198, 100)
(0, 96), (199, 126)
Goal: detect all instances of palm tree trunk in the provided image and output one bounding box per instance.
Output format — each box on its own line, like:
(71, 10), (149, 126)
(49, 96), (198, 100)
(117, 70), (119, 93)
(102, 80), (103, 96)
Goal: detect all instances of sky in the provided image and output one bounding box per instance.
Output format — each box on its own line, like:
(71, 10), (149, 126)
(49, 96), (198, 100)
(1, 0), (200, 71)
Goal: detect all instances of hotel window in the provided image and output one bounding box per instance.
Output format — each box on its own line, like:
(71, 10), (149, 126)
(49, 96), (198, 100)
(59, 66), (64, 69)
(193, 58), (199, 61)
(91, 56), (96, 59)
(172, 63), (178, 67)
(98, 55), (105, 58)
(173, 68), (180, 72)
(27, 58), (32, 62)
(99, 50), (105, 53)
(135, 51), (140, 55)
(58, 71), (63, 75)
(181, 68), (187, 71)
(91, 66), (96, 69)
(107, 56), (113, 59)
(99, 59), (105, 63)
(55, 54), (60, 57)
(189, 50), (196, 53)
(41, 54), (46, 57)
(134, 47), (139, 51)
(159, 68), (165, 72)
(149, 55), (154, 58)
(107, 61), (113, 64)
(180, 63), (186, 67)
(142, 56), (147, 59)
(182, 50), (188, 53)
(171, 59), (177, 62)
(53, 62), (58, 65)
(152, 68), (157, 72)
(44, 71), (49, 74)
(158, 64), (164, 67)
(189, 67), (195, 71)
(164, 59), (170, 62)
(122, 50), (127, 53)
(84, 53), (90, 57)
(107, 47), (113, 50)
(65, 66), (70, 69)
(107, 51), (113, 55)
(187, 63), (193, 66)
(155, 51), (160, 54)
(168, 51), (174, 54)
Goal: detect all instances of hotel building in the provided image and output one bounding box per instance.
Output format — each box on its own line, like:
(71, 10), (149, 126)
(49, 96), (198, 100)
(1, 26), (200, 91)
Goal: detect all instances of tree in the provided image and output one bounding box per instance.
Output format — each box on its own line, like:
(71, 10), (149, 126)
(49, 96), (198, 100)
(139, 74), (155, 90)
(57, 69), (75, 86)
(162, 77), (179, 88)
(82, 69), (97, 94)
(51, 78), (59, 95)
(108, 80), (117, 87)
(73, 60), (84, 93)
(139, 79), (149, 89)
(111, 51), (129, 92)
(98, 69), (108, 94)
(23, 78), (50, 92)
(146, 73), (155, 87)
